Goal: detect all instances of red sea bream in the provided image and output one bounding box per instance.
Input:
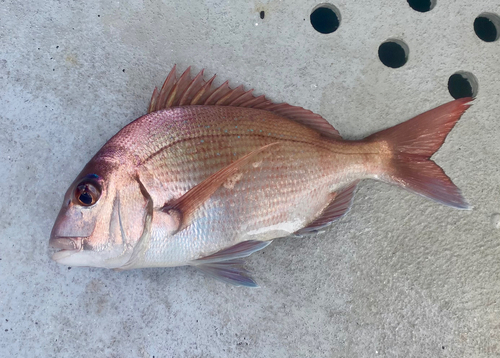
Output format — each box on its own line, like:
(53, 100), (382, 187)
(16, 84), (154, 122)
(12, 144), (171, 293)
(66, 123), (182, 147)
(50, 67), (472, 286)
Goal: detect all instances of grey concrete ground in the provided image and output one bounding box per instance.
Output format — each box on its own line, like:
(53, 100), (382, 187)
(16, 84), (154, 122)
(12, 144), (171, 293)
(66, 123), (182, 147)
(1, 0), (500, 357)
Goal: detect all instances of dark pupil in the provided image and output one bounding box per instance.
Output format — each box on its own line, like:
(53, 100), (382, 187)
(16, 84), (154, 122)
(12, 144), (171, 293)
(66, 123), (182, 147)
(79, 191), (93, 205)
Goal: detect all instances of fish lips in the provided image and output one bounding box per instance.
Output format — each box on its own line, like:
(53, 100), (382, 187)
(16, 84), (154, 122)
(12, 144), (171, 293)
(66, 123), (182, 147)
(49, 236), (84, 261)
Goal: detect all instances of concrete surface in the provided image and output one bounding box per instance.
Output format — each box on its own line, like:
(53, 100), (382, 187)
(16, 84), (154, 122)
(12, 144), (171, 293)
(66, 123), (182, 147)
(1, 0), (500, 357)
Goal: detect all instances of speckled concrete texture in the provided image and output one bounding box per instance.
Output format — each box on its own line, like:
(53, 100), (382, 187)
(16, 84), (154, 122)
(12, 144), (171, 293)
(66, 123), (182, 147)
(1, 1), (500, 357)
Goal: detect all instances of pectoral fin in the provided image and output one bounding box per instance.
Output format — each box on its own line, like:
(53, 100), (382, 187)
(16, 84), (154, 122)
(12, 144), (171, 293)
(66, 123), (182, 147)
(190, 240), (272, 287)
(161, 143), (279, 233)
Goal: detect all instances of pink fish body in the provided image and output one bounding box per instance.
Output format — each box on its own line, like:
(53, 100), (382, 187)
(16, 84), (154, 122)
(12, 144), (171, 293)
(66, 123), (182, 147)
(50, 67), (472, 286)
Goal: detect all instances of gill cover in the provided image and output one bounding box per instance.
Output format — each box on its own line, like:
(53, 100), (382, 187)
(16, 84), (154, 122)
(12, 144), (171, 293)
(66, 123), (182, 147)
(50, 157), (152, 269)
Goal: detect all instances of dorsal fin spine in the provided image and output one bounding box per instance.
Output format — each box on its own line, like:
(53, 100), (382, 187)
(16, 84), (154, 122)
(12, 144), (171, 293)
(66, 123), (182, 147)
(148, 87), (159, 113)
(148, 66), (342, 139)
(179, 69), (204, 106)
(204, 80), (230, 105)
(156, 65), (177, 111)
(166, 67), (191, 107)
(239, 95), (268, 108)
(228, 89), (254, 106)
(191, 74), (216, 105)
(215, 84), (245, 105)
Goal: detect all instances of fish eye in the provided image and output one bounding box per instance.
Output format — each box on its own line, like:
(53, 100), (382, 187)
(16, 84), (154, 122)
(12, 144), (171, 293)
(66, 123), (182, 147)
(74, 178), (101, 206)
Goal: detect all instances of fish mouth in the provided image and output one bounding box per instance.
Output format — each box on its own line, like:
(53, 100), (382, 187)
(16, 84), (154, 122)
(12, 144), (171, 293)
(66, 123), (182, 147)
(49, 236), (84, 261)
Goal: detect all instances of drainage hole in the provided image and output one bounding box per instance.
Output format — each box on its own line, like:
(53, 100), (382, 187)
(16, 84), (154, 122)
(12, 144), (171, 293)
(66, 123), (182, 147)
(474, 13), (500, 42)
(407, 0), (436, 12)
(378, 40), (409, 68)
(448, 71), (478, 99)
(310, 4), (341, 34)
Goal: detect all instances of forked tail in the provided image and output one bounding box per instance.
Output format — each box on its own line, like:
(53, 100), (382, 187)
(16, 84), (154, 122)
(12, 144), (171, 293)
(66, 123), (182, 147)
(366, 97), (473, 209)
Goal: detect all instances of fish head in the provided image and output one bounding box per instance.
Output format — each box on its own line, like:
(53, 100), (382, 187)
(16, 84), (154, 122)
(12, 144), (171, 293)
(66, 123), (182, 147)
(50, 153), (151, 269)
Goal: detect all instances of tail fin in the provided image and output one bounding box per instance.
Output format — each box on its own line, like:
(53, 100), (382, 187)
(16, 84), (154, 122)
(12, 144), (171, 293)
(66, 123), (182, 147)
(366, 97), (473, 209)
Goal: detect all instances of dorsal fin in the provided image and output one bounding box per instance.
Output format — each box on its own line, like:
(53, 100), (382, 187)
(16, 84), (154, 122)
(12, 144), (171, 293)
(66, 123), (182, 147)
(148, 66), (342, 139)
(295, 181), (359, 235)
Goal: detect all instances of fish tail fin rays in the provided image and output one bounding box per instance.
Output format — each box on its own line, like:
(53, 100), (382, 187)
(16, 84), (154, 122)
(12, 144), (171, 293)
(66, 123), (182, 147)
(367, 97), (473, 209)
(389, 157), (470, 209)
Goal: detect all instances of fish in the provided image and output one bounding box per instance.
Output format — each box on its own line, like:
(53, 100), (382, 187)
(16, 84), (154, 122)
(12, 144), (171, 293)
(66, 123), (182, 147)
(50, 66), (473, 287)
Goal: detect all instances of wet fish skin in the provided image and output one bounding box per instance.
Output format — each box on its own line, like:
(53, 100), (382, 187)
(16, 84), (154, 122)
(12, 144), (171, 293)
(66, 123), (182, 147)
(118, 106), (379, 268)
(50, 67), (472, 286)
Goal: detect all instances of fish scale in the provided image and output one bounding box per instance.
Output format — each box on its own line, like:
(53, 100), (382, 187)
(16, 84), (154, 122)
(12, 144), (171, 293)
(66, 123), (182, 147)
(50, 66), (472, 286)
(130, 107), (339, 266)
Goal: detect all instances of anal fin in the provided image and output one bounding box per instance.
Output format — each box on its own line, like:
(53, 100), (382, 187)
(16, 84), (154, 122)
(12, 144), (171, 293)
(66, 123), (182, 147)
(190, 240), (272, 287)
(296, 181), (359, 235)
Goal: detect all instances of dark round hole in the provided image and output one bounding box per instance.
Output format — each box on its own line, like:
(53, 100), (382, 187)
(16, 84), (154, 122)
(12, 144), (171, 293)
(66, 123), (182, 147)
(448, 72), (478, 99)
(378, 40), (409, 68)
(474, 13), (500, 42)
(407, 0), (436, 12)
(310, 4), (341, 34)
